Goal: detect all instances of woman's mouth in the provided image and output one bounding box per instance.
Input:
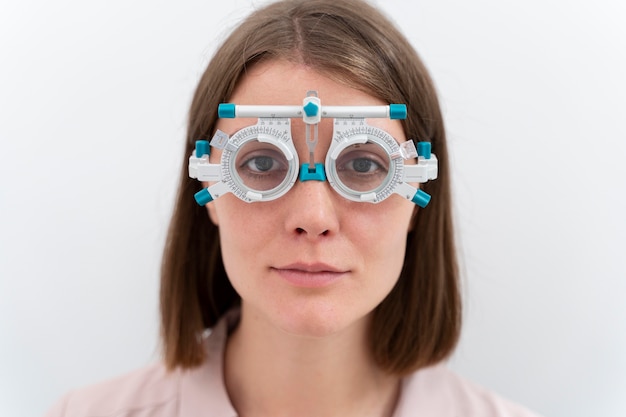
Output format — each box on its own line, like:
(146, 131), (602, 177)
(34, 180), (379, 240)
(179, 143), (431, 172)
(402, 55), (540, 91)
(271, 263), (348, 288)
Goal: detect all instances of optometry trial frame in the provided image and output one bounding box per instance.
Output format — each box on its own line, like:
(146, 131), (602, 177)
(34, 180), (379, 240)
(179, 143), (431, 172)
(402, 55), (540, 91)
(188, 91), (438, 207)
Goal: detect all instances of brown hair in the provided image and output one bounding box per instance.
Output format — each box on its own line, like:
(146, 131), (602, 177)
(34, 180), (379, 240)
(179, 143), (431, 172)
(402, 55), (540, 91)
(160, 0), (461, 376)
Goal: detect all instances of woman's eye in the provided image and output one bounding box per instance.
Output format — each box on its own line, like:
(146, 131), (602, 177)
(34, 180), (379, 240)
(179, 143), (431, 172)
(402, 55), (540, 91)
(334, 145), (390, 192)
(236, 147), (289, 191)
(245, 155), (278, 172)
(339, 154), (386, 174)
(347, 158), (378, 173)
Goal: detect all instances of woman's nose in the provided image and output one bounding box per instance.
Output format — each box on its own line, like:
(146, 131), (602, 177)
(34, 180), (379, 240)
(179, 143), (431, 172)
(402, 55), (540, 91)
(282, 177), (340, 239)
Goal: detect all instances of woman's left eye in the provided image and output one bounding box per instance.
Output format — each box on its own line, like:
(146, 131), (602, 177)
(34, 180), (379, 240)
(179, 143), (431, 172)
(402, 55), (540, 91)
(345, 157), (380, 173)
(338, 151), (387, 174)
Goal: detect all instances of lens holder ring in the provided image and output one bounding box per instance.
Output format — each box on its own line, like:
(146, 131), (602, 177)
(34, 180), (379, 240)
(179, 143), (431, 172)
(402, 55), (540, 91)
(326, 122), (404, 203)
(221, 120), (299, 202)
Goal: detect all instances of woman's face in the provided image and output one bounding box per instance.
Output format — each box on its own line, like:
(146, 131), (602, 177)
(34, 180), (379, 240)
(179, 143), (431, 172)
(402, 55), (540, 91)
(207, 60), (416, 338)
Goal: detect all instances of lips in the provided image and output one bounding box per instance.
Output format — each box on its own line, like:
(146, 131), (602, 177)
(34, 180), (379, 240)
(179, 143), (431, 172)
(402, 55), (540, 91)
(277, 262), (346, 273)
(271, 262), (348, 288)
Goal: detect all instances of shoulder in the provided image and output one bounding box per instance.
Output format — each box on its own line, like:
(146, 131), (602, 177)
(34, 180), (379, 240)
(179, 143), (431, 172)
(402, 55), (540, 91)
(44, 363), (182, 417)
(44, 311), (239, 417)
(394, 364), (543, 417)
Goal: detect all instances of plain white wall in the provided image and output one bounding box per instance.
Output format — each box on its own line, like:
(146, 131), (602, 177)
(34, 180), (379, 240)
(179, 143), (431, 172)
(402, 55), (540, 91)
(1, 1), (624, 416)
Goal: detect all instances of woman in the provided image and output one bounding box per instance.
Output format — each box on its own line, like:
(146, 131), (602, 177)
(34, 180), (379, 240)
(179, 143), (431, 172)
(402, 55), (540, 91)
(46, 0), (541, 415)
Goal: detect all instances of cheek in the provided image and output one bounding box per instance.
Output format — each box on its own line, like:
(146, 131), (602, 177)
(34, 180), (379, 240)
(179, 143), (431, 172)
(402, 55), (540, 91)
(343, 199), (414, 264)
(212, 201), (267, 292)
(212, 198), (283, 261)
(375, 224), (410, 277)
(351, 200), (414, 239)
(206, 203), (219, 226)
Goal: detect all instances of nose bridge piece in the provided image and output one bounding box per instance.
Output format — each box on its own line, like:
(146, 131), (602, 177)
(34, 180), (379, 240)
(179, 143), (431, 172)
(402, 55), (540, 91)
(299, 163), (326, 182)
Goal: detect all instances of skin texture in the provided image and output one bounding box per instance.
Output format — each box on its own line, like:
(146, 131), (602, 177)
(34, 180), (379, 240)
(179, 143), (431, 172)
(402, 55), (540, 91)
(205, 60), (416, 416)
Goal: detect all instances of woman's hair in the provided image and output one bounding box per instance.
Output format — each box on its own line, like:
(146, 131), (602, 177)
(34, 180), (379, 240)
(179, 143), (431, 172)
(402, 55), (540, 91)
(160, 0), (461, 376)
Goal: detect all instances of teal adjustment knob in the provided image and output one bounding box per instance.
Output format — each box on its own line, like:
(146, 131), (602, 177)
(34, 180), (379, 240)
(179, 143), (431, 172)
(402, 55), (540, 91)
(303, 101), (319, 117)
(194, 189), (214, 205)
(417, 142), (431, 159)
(389, 104), (407, 120)
(411, 189), (431, 208)
(218, 103), (236, 118)
(195, 140), (210, 158)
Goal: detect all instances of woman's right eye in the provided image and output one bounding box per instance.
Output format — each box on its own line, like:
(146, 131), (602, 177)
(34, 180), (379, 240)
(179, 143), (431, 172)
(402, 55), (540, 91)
(244, 155), (279, 172)
(237, 149), (289, 191)
(237, 148), (289, 177)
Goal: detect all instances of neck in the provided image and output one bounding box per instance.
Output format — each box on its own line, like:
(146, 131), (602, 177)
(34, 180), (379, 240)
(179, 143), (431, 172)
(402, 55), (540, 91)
(224, 305), (400, 417)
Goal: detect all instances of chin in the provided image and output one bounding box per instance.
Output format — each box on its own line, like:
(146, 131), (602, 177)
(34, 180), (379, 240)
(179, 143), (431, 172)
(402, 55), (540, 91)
(271, 301), (371, 339)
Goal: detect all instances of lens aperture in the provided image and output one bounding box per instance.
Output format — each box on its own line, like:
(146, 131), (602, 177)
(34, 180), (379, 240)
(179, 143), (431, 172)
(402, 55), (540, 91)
(235, 141), (290, 191)
(334, 142), (390, 192)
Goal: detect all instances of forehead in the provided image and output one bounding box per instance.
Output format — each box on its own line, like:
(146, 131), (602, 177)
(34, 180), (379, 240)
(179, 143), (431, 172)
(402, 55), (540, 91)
(216, 60), (406, 141)
(230, 60), (383, 105)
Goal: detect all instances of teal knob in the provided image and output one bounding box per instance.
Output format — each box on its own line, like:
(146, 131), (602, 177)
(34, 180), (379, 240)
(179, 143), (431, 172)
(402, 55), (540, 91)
(303, 101), (319, 117)
(411, 189), (431, 208)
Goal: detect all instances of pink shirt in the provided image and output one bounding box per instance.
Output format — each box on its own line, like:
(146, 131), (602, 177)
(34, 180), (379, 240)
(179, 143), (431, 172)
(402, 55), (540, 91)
(45, 312), (542, 417)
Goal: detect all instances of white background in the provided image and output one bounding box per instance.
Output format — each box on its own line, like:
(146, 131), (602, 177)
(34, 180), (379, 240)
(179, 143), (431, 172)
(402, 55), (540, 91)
(1, 1), (625, 416)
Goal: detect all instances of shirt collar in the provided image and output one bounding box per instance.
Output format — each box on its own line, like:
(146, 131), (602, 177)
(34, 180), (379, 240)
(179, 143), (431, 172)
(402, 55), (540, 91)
(179, 309), (240, 417)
